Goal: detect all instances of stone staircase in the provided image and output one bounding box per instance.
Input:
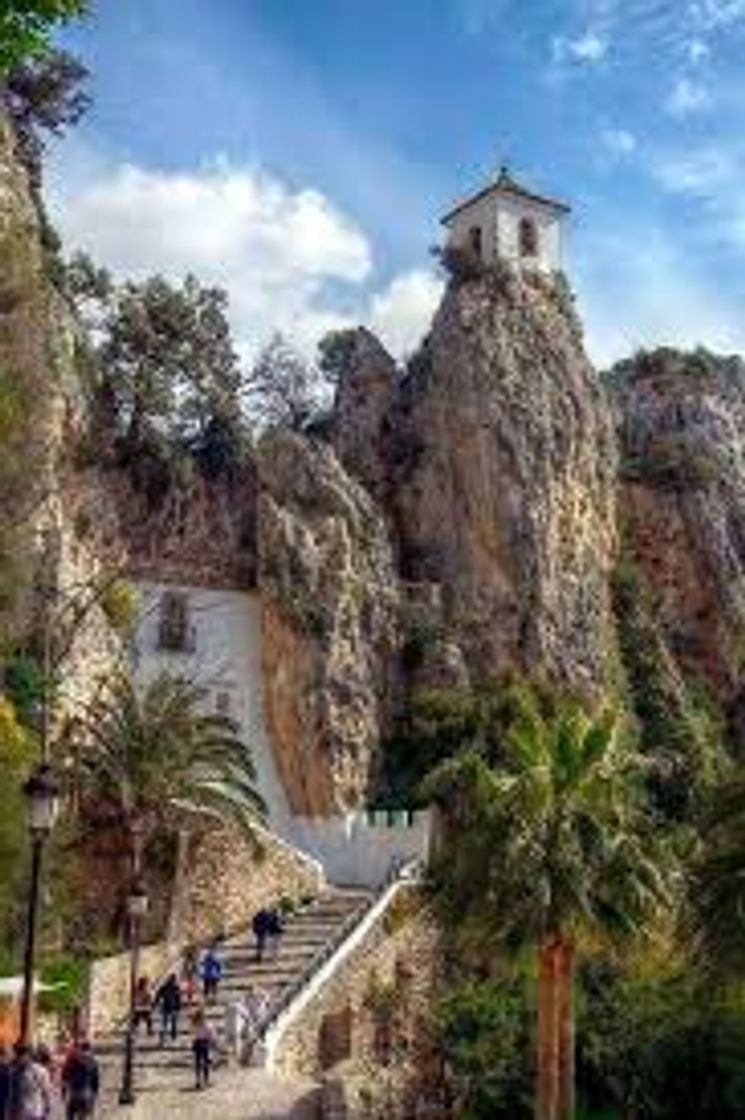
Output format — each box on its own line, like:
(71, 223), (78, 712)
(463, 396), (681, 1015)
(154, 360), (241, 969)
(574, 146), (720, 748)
(95, 888), (371, 1116)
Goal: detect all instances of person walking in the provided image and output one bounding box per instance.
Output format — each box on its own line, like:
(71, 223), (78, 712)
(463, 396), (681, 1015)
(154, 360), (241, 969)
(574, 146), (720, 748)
(199, 947), (223, 1002)
(7, 1044), (54, 1120)
(190, 1010), (215, 1091)
(181, 945), (198, 1007)
(251, 909), (271, 963)
(266, 908), (285, 960)
(235, 985), (269, 1065)
(154, 973), (182, 1045)
(132, 976), (153, 1036)
(61, 1041), (99, 1120)
(0, 1044), (11, 1120)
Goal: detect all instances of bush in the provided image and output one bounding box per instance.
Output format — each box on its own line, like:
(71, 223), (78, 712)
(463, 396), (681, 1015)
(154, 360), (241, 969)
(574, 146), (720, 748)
(434, 244), (485, 285)
(578, 961), (745, 1120)
(435, 980), (532, 1120)
(3, 651), (45, 727)
(100, 579), (139, 634)
(38, 953), (88, 1014)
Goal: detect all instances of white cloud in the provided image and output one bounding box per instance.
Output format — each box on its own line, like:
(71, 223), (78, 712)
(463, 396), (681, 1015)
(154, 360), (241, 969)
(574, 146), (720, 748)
(652, 143), (745, 249)
(652, 147), (734, 194)
(552, 29), (609, 65)
(46, 148), (439, 362)
(369, 270), (444, 358)
(691, 0), (745, 29)
(687, 37), (710, 62)
(600, 128), (637, 157)
(665, 75), (712, 116)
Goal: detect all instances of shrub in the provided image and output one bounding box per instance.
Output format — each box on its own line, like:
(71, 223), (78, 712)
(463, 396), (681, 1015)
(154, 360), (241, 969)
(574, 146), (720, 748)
(38, 953), (88, 1014)
(435, 980), (532, 1120)
(578, 961), (745, 1120)
(433, 244), (485, 285)
(100, 579), (139, 634)
(3, 651), (45, 727)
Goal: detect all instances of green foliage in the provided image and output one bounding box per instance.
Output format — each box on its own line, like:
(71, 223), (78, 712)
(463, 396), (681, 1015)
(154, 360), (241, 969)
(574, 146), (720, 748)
(375, 679), (533, 808)
(65, 263), (250, 496)
(3, 650), (44, 726)
(0, 697), (36, 944)
(37, 952), (88, 1014)
(434, 243), (486, 285)
(99, 579), (139, 634)
(247, 331), (326, 431)
(578, 961), (745, 1119)
(0, 1), (86, 73)
(436, 980), (532, 1119)
(70, 670), (267, 846)
(612, 560), (723, 819)
(620, 439), (719, 490)
(318, 328), (358, 384)
(101, 273), (242, 445)
(424, 694), (670, 957)
(689, 768), (745, 978)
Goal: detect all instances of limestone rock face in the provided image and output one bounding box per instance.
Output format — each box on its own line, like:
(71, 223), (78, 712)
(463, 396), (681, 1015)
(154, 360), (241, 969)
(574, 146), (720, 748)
(394, 270), (618, 695)
(330, 327), (396, 501)
(257, 430), (399, 815)
(0, 113), (122, 714)
(610, 349), (745, 712)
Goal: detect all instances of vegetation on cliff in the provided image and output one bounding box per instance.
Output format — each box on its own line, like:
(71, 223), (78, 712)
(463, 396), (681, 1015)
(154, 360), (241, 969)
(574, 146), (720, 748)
(0, 0), (85, 73)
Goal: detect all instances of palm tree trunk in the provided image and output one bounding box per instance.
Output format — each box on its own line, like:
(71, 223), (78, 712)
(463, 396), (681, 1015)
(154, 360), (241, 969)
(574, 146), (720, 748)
(556, 939), (576, 1120)
(536, 938), (561, 1120)
(167, 827), (191, 943)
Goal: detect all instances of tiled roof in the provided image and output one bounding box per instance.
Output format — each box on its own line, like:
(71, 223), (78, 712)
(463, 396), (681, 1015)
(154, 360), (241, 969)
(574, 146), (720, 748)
(441, 166), (571, 224)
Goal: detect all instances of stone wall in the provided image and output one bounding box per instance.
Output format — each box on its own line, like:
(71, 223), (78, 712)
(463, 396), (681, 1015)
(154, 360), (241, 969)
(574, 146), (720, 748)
(291, 812), (431, 889)
(87, 939), (179, 1039)
(87, 825), (324, 1037)
(175, 822), (324, 946)
(274, 885), (440, 1099)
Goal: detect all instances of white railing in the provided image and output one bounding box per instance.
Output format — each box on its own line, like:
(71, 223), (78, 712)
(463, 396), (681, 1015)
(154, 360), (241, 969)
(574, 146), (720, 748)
(260, 859), (421, 1071)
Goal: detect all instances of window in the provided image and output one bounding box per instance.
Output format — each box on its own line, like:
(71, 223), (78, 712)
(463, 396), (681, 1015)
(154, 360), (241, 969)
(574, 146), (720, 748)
(519, 216), (539, 257)
(215, 691), (232, 716)
(157, 591), (193, 652)
(468, 224), (483, 258)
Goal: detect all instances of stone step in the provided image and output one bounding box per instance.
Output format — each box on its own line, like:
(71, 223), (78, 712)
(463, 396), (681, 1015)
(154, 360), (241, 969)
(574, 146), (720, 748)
(93, 889), (374, 1099)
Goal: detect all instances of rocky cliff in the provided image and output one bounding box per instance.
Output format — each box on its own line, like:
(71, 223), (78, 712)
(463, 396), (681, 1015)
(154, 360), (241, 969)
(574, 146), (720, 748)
(258, 430), (399, 814)
(0, 114), (122, 717)
(256, 266), (620, 809)
(393, 268), (617, 697)
(7, 97), (745, 816)
(608, 347), (745, 743)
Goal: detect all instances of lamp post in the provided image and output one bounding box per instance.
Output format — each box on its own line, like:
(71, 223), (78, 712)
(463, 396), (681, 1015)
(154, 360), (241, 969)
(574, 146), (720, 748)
(19, 763), (60, 1046)
(118, 878), (149, 1106)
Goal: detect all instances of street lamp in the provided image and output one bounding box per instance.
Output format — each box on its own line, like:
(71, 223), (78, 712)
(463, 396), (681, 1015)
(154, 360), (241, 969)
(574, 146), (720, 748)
(119, 878), (149, 1105)
(19, 764), (60, 1045)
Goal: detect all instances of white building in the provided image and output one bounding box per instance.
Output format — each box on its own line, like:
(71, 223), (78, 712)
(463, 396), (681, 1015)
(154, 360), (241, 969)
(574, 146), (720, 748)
(132, 583), (430, 888)
(442, 166), (569, 274)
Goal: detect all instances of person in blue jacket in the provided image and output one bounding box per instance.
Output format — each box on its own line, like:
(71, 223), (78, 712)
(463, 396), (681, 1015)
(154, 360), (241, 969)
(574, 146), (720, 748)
(199, 945), (223, 1001)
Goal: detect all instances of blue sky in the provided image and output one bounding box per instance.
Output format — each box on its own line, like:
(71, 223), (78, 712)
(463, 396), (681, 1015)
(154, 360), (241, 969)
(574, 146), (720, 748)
(46, 0), (745, 365)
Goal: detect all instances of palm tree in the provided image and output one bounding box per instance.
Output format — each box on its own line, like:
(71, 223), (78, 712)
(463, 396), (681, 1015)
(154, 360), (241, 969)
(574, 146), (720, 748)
(68, 670), (266, 886)
(424, 695), (669, 1120)
(690, 766), (745, 978)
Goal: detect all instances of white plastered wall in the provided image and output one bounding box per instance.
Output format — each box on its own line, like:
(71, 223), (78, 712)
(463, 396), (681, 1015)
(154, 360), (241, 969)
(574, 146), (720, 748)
(133, 583), (293, 838)
(132, 584), (432, 888)
(445, 190), (563, 273)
